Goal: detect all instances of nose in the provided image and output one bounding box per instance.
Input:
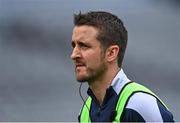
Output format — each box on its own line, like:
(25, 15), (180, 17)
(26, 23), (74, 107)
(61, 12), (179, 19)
(71, 46), (81, 60)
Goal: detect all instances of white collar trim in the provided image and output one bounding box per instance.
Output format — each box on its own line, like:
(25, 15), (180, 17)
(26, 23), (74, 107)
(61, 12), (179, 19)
(111, 69), (131, 94)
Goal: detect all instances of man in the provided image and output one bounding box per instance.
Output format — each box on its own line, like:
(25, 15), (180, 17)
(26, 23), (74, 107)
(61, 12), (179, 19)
(71, 11), (174, 122)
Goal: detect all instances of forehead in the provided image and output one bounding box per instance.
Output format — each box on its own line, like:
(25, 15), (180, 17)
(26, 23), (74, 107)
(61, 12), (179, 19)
(72, 25), (98, 41)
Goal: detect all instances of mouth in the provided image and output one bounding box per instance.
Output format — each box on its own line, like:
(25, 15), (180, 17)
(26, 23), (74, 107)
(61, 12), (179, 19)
(76, 64), (85, 68)
(75, 63), (86, 69)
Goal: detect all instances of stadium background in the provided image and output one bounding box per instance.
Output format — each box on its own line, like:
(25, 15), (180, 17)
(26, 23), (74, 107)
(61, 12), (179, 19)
(0, 0), (179, 121)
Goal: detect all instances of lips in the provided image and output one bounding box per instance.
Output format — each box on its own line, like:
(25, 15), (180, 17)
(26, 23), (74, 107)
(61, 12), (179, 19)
(74, 62), (86, 68)
(75, 64), (85, 68)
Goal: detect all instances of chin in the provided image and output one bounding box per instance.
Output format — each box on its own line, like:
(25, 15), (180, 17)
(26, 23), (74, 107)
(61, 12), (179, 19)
(77, 80), (87, 83)
(76, 76), (89, 83)
(77, 77), (87, 82)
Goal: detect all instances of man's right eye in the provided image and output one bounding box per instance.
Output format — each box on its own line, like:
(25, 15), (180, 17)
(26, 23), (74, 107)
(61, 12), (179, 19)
(71, 42), (75, 48)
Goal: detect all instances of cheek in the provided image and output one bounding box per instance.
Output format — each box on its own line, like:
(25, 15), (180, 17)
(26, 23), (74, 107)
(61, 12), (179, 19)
(86, 53), (103, 67)
(82, 48), (104, 67)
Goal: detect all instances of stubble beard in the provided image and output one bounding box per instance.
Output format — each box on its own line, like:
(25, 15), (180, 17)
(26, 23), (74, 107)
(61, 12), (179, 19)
(76, 61), (107, 84)
(76, 48), (107, 83)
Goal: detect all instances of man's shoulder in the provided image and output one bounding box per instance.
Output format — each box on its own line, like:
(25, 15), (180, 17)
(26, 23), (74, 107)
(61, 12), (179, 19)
(121, 92), (174, 122)
(126, 92), (157, 109)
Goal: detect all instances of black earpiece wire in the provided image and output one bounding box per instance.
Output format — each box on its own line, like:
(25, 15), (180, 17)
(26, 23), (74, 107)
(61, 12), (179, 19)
(79, 83), (90, 121)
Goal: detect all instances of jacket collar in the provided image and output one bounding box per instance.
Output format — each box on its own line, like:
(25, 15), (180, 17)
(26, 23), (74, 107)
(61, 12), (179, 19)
(111, 69), (131, 95)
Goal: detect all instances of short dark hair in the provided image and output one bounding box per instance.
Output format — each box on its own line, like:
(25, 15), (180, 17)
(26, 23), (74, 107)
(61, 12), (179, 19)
(73, 11), (128, 67)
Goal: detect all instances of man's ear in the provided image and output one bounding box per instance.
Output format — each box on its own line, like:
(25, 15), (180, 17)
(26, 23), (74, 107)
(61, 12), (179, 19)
(105, 45), (119, 63)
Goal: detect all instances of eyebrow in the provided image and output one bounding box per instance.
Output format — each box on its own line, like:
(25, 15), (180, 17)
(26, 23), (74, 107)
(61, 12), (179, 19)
(72, 40), (91, 45)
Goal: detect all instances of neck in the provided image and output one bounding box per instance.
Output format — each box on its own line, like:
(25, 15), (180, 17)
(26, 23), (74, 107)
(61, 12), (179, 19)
(88, 66), (120, 105)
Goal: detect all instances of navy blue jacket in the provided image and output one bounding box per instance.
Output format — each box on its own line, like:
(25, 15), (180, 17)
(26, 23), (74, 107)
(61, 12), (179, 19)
(78, 69), (174, 122)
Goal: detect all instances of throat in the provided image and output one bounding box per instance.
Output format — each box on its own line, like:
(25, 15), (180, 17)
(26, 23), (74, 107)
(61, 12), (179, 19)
(88, 67), (120, 106)
(89, 82), (111, 106)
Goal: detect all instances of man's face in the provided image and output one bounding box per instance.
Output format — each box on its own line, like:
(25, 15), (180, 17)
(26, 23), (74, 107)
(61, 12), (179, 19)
(71, 25), (107, 83)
